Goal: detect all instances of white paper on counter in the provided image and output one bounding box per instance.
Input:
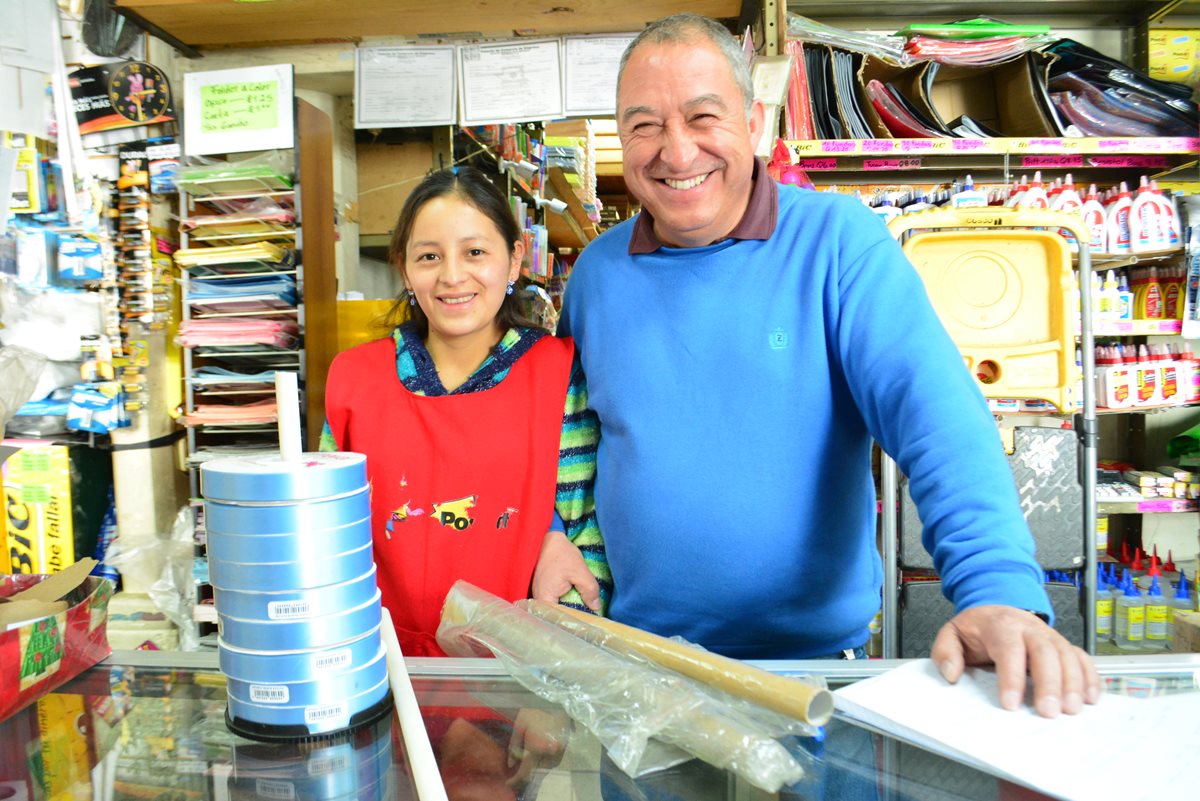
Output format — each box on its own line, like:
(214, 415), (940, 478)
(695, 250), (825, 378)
(834, 658), (1200, 800)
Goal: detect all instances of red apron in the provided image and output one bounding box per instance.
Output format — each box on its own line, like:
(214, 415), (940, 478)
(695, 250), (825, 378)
(326, 335), (573, 656)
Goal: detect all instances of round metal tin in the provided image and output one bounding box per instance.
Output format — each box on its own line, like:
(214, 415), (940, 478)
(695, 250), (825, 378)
(206, 517), (372, 566)
(205, 486), (370, 535)
(208, 540), (375, 591)
(219, 626), (383, 685)
(213, 565), (379, 623)
(227, 712), (392, 801)
(218, 590), (382, 652)
(225, 672), (391, 739)
(225, 645), (387, 708)
(201, 452), (367, 503)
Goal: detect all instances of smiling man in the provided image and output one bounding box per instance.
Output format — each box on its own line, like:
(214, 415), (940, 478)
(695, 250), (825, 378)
(559, 13), (1098, 719)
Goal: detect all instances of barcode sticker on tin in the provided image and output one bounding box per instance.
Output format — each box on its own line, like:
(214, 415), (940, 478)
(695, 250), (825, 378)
(249, 684), (290, 704)
(311, 648), (352, 672)
(255, 779), (296, 800)
(307, 754), (350, 777)
(305, 701), (348, 725)
(268, 600), (313, 620)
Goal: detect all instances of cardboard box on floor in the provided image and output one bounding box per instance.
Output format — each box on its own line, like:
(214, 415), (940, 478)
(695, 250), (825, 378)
(1171, 609), (1200, 653)
(0, 558), (113, 722)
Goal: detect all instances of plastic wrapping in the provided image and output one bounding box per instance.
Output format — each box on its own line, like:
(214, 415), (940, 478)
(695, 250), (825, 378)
(104, 506), (199, 650)
(520, 600), (833, 728)
(436, 581), (812, 792)
(905, 34), (1059, 66)
(0, 345), (47, 431)
(786, 13), (906, 65)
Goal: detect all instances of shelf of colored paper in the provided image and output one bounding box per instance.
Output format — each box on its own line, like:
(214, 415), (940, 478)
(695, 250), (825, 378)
(1097, 498), (1198, 514)
(784, 137), (1200, 157)
(177, 165), (294, 197)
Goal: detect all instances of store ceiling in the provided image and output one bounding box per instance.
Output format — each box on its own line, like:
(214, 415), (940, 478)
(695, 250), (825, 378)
(111, 0), (751, 54)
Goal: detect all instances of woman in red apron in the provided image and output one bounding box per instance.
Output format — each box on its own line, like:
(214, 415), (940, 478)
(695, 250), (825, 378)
(324, 166), (608, 657)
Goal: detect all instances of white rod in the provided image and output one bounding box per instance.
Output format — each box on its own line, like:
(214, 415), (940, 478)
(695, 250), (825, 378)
(380, 609), (448, 801)
(274, 371), (302, 461)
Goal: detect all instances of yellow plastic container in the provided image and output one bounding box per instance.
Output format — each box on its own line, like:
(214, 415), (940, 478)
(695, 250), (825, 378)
(890, 208), (1082, 413)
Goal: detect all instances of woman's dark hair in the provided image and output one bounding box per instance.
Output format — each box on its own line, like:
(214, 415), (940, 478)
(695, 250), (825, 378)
(384, 165), (535, 335)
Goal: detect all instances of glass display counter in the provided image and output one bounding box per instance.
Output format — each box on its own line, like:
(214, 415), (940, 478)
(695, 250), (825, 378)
(2, 651), (1197, 801)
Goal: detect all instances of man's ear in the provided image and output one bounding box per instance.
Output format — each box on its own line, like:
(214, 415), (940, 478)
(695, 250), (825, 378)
(747, 98), (767, 154)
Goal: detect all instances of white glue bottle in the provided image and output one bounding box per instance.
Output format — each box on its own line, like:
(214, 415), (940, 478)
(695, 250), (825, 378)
(1107, 181), (1133, 255)
(1144, 577), (1170, 649)
(1131, 175), (1163, 253)
(1114, 578), (1146, 649)
(1081, 184), (1107, 254)
(1168, 571), (1193, 646)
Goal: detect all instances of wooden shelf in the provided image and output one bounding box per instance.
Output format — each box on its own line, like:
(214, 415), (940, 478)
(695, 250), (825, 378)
(545, 166), (598, 249)
(113, 0), (742, 51)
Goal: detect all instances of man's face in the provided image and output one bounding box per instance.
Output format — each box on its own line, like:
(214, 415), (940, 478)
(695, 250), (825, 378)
(617, 39), (764, 249)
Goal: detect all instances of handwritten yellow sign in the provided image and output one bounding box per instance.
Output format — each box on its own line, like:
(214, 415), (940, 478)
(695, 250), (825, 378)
(200, 80), (279, 134)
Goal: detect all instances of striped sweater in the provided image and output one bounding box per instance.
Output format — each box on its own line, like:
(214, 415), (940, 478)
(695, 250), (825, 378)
(320, 323), (610, 612)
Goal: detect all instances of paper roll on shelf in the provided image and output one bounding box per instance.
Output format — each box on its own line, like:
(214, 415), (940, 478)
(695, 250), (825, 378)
(523, 601), (834, 727)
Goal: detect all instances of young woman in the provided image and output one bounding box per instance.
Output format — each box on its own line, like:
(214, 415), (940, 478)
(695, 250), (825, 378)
(323, 166), (608, 656)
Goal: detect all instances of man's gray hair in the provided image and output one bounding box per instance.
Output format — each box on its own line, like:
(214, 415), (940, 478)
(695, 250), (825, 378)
(616, 13), (754, 119)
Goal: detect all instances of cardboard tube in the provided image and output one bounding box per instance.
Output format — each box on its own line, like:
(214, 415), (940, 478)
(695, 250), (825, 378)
(380, 609), (448, 801)
(524, 601), (834, 727)
(274, 370), (301, 462)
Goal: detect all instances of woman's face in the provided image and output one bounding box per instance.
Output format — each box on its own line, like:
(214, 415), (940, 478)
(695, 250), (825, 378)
(403, 195), (523, 351)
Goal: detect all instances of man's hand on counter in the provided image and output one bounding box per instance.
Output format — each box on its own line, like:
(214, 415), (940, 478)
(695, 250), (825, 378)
(931, 605), (1102, 718)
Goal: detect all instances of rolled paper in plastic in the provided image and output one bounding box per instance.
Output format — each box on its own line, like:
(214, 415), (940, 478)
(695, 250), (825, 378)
(208, 540), (375, 591)
(214, 565), (379, 621)
(201, 451), (367, 503)
(438, 581), (805, 792)
(225, 645), (389, 708)
(205, 487), (370, 535)
(524, 601), (834, 727)
(220, 625), (384, 685)
(219, 590), (383, 652)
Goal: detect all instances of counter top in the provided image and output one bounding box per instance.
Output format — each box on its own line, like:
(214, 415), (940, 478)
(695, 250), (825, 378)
(2, 651), (1197, 801)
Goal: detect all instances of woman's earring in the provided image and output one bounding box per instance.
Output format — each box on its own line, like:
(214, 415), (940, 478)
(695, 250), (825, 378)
(506, 280), (515, 296)
(407, 289), (416, 307)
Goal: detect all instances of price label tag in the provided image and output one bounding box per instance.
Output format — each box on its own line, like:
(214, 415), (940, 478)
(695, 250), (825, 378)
(898, 139), (936, 152)
(1096, 139), (1132, 152)
(821, 140), (856, 153)
(952, 138), (988, 151)
(790, 141), (820, 155)
(861, 139), (894, 153)
(1088, 156), (1169, 168)
(796, 158), (838, 171)
(1020, 155), (1083, 168)
(863, 158), (922, 170)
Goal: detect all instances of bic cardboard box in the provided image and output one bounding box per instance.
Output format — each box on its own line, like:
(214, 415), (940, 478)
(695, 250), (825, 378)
(2, 440), (112, 575)
(0, 558), (113, 722)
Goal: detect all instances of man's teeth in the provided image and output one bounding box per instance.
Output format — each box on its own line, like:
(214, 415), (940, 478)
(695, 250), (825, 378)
(442, 295), (473, 305)
(664, 174), (709, 190)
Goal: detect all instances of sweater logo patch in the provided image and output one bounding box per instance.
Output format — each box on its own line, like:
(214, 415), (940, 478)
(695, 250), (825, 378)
(433, 495), (477, 531)
(769, 327), (789, 350)
(496, 506), (520, 529)
(385, 501), (424, 538)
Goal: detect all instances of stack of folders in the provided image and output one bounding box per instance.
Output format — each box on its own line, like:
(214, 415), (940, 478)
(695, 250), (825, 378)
(784, 28), (1198, 139)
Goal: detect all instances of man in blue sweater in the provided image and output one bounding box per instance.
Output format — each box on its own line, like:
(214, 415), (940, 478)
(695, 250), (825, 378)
(559, 13), (1098, 718)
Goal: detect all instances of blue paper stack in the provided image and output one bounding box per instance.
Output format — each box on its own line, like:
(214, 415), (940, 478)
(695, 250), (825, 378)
(201, 451), (392, 741)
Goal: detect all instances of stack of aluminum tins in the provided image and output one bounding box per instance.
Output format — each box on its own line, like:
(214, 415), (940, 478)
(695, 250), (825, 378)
(201, 451), (392, 741)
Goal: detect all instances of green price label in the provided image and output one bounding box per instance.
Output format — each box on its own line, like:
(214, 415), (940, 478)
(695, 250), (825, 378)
(18, 451), (51, 473)
(20, 485), (52, 504)
(200, 80), (279, 134)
